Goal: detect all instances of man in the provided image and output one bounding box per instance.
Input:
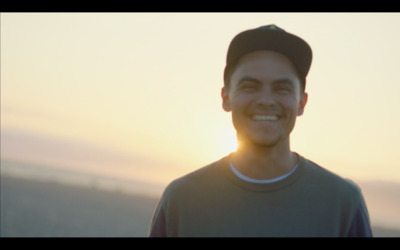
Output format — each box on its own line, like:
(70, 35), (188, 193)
(149, 25), (372, 237)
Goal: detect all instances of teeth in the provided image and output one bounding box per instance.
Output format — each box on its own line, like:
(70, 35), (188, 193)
(252, 115), (278, 121)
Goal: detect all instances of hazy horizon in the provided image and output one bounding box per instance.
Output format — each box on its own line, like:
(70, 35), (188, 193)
(2, 156), (400, 232)
(2, 174), (399, 237)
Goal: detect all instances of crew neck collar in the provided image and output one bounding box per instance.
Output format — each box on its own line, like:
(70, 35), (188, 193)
(221, 153), (305, 192)
(229, 160), (299, 184)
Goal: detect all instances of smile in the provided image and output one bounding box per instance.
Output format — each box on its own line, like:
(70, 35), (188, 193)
(251, 115), (279, 121)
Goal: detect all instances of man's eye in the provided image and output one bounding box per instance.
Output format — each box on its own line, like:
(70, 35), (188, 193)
(276, 86), (292, 94)
(241, 84), (257, 91)
(244, 86), (256, 91)
(278, 87), (290, 92)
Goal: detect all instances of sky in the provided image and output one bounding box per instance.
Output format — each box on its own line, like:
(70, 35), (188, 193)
(2, 13), (400, 188)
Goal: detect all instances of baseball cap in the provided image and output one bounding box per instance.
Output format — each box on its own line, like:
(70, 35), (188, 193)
(224, 24), (312, 86)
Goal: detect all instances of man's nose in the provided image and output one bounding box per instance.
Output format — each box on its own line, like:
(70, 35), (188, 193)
(255, 87), (277, 108)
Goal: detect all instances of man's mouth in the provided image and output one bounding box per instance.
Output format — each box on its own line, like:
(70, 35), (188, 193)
(251, 114), (279, 121)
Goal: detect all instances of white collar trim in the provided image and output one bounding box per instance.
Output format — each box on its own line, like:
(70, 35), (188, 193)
(229, 161), (298, 184)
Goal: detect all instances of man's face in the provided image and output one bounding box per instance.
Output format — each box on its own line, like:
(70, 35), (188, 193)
(222, 51), (308, 149)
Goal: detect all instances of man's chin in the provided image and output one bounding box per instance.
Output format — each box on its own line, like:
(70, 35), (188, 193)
(252, 140), (281, 149)
(237, 135), (281, 149)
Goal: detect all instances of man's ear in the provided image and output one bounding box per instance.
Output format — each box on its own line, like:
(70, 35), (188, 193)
(297, 92), (308, 116)
(221, 87), (231, 112)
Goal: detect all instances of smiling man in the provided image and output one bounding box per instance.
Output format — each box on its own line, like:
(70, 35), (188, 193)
(149, 25), (372, 237)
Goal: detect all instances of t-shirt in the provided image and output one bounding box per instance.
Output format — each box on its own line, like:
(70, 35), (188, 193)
(149, 154), (373, 237)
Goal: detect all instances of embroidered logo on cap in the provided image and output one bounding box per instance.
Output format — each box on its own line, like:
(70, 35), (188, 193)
(259, 24), (285, 32)
(269, 25), (277, 30)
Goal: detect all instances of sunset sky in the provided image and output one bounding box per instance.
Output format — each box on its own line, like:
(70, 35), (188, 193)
(2, 13), (400, 187)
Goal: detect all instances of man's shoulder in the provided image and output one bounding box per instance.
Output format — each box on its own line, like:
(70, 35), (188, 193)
(163, 156), (228, 197)
(300, 155), (362, 198)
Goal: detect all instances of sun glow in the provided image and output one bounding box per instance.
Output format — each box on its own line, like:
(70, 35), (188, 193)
(216, 124), (238, 156)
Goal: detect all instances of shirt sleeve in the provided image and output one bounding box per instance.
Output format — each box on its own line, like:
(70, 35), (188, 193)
(148, 201), (167, 237)
(347, 196), (373, 237)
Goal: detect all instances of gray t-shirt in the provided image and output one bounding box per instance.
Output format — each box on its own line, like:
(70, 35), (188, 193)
(149, 154), (372, 237)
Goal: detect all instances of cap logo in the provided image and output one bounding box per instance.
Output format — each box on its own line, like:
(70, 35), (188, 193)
(259, 24), (284, 32)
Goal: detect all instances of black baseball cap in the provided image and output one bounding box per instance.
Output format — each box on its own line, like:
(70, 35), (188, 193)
(224, 24), (312, 86)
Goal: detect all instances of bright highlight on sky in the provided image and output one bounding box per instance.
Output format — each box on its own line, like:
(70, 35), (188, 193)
(1, 13), (400, 187)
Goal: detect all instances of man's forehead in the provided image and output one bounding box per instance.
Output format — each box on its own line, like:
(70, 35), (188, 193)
(237, 50), (295, 66)
(232, 51), (299, 78)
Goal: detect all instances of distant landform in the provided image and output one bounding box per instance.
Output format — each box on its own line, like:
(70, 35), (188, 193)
(1, 159), (400, 237)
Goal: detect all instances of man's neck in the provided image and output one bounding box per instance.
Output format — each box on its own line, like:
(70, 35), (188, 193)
(230, 141), (298, 180)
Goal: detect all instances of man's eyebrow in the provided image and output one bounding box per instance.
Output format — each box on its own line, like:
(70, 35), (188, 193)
(237, 76), (262, 85)
(272, 78), (295, 86)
